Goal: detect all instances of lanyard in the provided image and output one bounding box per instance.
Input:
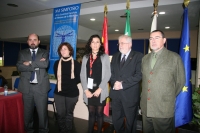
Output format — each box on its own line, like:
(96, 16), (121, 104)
(89, 54), (97, 77)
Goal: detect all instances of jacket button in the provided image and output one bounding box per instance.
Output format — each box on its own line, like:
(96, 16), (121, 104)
(147, 98), (150, 100)
(150, 72), (153, 75)
(148, 89), (150, 92)
(148, 80), (151, 83)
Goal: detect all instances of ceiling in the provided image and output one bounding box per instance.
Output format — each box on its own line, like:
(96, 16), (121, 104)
(0, 0), (199, 43)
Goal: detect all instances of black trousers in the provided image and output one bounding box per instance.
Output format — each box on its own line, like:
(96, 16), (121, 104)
(142, 114), (175, 133)
(112, 98), (138, 133)
(22, 84), (49, 133)
(54, 94), (78, 132)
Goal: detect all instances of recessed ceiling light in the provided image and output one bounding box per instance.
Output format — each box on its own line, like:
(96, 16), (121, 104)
(159, 12), (165, 15)
(90, 18), (95, 21)
(165, 27), (170, 29)
(115, 29), (119, 32)
(7, 3), (18, 7)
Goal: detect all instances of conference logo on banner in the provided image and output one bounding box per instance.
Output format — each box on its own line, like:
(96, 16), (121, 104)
(48, 4), (81, 74)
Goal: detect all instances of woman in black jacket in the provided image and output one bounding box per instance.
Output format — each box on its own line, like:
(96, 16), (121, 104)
(54, 42), (81, 133)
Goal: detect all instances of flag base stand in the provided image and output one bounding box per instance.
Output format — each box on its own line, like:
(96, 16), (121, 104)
(94, 121), (110, 132)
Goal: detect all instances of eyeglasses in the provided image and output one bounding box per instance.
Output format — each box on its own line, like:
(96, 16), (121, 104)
(117, 42), (129, 45)
(149, 36), (163, 41)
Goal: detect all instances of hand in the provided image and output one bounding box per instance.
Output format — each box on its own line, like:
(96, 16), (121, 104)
(93, 88), (102, 97)
(114, 81), (122, 90)
(85, 89), (93, 98)
(40, 58), (46, 61)
(23, 61), (30, 66)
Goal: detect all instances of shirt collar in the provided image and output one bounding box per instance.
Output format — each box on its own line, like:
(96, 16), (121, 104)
(121, 49), (131, 59)
(152, 47), (164, 57)
(30, 48), (38, 53)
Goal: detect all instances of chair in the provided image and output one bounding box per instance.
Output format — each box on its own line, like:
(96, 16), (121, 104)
(0, 78), (2, 87)
(14, 77), (20, 90)
(48, 83), (56, 119)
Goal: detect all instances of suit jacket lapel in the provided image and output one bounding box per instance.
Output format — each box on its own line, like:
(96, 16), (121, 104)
(145, 54), (152, 72)
(117, 53), (121, 71)
(26, 49), (32, 61)
(35, 48), (41, 60)
(121, 50), (134, 70)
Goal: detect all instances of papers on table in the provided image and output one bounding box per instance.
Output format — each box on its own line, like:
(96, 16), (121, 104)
(0, 91), (18, 95)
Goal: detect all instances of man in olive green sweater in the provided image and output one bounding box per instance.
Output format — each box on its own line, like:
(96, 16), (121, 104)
(140, 30), (185, 133)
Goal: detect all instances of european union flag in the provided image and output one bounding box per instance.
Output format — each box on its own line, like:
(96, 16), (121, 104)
(175, 7), (192, 127)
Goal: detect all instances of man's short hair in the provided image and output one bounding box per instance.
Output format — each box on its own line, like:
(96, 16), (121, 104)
(151, 30), (165, 38)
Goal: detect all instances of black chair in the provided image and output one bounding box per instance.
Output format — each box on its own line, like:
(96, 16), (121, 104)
(14, 77), (20, 90)
(0, 78), (2, 86)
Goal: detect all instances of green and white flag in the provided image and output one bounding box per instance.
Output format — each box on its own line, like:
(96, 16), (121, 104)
(124, 9), (131, 36)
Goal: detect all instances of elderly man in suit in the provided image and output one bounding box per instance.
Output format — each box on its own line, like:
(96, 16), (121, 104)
(140, 30), (185, 133)
(16, 33), (50, 133)
(110, 35), (143, 133)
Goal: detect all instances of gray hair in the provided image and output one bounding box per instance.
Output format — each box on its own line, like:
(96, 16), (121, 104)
(118, 35), (132, 43)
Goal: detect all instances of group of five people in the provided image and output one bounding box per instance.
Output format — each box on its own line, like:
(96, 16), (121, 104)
(16, 29), (185, 133)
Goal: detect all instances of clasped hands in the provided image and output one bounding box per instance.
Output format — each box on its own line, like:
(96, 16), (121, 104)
(114, 81), (122, 90)
(23, 58), (46, 66)
(85, 88), (102, 98)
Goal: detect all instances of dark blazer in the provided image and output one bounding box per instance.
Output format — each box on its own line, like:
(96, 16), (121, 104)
(110, 50), (143, 104)
(140, 47), (185, 118)
(16, 48), (50, 94)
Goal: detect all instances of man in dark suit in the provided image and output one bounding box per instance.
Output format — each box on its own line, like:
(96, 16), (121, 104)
(110, 35), (143, 133)
(140, 30), (185, 133)
(16, 33), (50, 133)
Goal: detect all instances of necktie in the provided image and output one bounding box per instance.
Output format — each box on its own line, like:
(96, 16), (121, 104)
(30, 51), (36, 81)
(151, 53), (157, 69)
(120, 55), (126, 68)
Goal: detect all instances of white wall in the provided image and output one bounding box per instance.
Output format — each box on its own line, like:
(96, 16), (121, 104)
(0, 14), (100, 41)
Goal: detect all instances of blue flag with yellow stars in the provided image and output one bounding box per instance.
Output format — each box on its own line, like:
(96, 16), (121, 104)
(175, 7), (192, 127)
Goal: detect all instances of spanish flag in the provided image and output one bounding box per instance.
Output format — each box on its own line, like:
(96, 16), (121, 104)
(102, 5), (110, 116)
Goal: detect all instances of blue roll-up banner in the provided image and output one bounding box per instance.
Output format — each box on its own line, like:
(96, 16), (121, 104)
(48, 4), (81, 74)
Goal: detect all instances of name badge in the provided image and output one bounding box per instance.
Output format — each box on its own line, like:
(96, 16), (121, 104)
(87, 78), (93, 89)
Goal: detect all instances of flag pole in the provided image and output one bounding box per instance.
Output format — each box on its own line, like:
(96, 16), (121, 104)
(153, 0), (159, 14)
(126, 0), (130, 10)
(183, 0), (190, 7)
(104, 4), (107, 17)
(148, 0), (159, 53)
(124, 0), (131, 36)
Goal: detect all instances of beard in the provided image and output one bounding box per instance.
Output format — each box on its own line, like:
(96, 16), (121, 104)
(30, 44), (38, 49)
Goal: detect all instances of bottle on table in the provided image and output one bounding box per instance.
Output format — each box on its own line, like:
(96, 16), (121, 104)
(4, 85), (8, 96)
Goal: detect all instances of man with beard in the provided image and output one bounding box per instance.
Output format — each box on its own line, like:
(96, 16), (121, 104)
(16, 33), (50, 133)
(110, 35), (143, 133)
